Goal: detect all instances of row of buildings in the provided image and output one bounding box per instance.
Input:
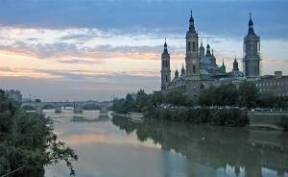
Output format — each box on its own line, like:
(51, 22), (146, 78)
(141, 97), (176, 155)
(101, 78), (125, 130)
(161, 11), (288, 98)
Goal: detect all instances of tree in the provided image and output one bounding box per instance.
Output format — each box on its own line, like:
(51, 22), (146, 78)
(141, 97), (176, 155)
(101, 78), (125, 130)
(238, 81), (258, 108)
(0, 90), (77, 177)
(165, 90), (191, 106)
(198, 84), (239, 106)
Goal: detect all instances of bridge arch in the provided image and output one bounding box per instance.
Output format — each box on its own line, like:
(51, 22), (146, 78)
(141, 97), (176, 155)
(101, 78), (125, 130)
(42, 104), (55, 110)
(21, 104), (37, 111)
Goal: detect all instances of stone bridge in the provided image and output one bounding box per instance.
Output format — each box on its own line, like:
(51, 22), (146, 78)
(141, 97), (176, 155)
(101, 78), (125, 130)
(21, 101), (112, 114)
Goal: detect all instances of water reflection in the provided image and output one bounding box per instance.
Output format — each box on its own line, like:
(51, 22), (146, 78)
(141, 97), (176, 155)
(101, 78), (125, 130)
(112, 116), (288, 177)
(44, 110), (288, 177)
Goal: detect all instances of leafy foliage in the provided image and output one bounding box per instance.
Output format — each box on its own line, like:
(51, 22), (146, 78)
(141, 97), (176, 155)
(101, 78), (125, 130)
(111, 82), (286, 127)
(199, 82), (259, 108)
(0, 90), (77, 177)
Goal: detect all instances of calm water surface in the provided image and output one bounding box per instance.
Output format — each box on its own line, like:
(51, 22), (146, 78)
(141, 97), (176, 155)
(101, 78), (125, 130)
(44, 109), (288, 177)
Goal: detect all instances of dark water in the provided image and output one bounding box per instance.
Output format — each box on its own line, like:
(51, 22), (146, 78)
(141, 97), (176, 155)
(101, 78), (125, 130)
(45, 110), (288, 177)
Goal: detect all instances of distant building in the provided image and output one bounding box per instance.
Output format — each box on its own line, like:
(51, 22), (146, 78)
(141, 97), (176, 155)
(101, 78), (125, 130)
(160, 11), (287, 98)
(256, 72), (288, 97)
(5, 89), (23, 103)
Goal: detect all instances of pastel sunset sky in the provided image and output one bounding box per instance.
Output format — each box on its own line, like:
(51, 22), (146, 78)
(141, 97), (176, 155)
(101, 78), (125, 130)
(0, 0), (287, 101)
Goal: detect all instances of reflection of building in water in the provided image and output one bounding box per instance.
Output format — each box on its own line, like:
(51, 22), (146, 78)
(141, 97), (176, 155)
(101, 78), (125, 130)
(112, 116), (288, 177)
(161, 11), (288, 98)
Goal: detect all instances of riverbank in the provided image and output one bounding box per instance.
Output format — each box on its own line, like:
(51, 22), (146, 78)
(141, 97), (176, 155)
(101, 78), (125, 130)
(143, 105), (249, 127)
(113, 105), (288, 131)
(248, 111), (288, 130)
(111, 89), (288, 130)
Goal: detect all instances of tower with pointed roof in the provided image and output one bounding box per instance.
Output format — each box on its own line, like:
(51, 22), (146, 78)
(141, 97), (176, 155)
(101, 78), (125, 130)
(181, 65), (186, 76)
(200, 41), (205, 58)
(206, 44), (212, 57)
(243, 13), (261, 78)
(220, 60), (226, 73)
(185, 10), (200, 79)
(175, 70), (179, 79)
(233, 58), (239, 72)
(161, 39), (171, 90)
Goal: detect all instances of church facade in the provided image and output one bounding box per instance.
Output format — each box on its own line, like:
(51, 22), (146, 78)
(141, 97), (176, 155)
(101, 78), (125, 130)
(161, 11), (288, 98)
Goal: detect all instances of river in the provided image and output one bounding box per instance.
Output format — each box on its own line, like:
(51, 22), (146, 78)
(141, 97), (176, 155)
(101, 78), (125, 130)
(44, 109), (288, 177)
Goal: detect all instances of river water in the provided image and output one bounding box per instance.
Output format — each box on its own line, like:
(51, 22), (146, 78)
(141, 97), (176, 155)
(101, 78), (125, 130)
(44, 109), (288, 177)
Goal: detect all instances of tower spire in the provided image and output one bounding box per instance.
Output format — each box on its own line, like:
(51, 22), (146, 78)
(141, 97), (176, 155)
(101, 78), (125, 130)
(248, 12), (255, 35)
(189, 10), (196, 33)
(181, 64), (185, 76)
(163, 38), (168, 54)
(233, 57), (239, 71)
(206, 44), (211, 56)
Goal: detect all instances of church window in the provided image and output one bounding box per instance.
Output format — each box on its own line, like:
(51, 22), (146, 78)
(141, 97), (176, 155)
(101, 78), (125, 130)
(188, 42), (191, 51)
(165, 75), (168, 82)
(193, 65), (196, 73)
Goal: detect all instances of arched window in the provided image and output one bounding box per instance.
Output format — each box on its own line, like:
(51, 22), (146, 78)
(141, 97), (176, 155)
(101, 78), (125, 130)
(193, 65), (196, 73)
(165, 75), (168, 82)
(188, 42), (191, 51)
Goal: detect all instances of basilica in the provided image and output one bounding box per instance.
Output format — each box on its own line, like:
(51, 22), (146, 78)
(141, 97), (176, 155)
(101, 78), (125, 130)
(160, 12), (288, 98)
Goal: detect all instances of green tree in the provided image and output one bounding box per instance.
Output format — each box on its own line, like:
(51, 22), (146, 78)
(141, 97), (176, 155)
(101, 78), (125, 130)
(0, 90), (77, 177)
(165, 90), (192, 106)
(238, 81), (258, 108)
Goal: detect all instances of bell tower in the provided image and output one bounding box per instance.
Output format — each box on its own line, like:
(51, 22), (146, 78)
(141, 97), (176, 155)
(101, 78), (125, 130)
(161, 39), (171, 90)
(243, 13), (261, 78)
(185, 10), (200, 79)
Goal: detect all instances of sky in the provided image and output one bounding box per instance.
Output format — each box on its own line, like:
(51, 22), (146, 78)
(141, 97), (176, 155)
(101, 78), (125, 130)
(0, 0), (287, 101)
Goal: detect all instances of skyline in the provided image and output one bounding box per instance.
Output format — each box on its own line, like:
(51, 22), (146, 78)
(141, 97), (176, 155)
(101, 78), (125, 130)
(0, 0), (288, 101)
